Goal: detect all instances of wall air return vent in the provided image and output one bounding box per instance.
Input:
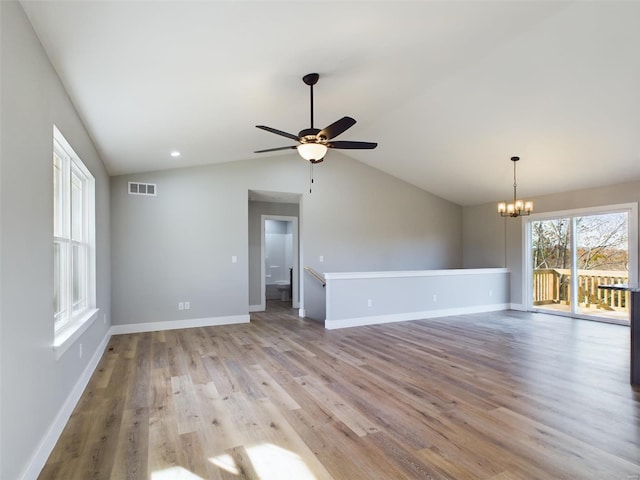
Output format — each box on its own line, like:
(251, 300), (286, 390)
(128, 182), (156, 196)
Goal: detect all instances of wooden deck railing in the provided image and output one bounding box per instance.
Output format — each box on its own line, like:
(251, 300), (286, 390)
(533, 268), (629, 311)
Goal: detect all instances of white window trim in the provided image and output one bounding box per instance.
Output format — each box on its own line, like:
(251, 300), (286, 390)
(53, 126), (97, 357)
(53, 308), (100, 359)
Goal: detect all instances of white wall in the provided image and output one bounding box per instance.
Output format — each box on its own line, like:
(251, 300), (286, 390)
(0, 3), (111, 479)
(463, 180), (640, 307)
(111, 151), (463, 325)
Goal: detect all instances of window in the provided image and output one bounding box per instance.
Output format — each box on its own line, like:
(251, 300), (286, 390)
(53, 126), (96, 344)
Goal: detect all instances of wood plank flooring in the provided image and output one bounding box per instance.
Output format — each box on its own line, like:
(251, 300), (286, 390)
(39, 306), (640, 479)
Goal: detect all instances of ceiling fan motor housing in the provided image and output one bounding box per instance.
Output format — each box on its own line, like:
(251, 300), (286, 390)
(299, 128), (322, 143)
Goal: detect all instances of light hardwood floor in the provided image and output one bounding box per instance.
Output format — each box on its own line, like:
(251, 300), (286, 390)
(39, 306), (640, 479)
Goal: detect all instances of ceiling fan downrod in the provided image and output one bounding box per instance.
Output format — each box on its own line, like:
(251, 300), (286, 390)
(302, 73), (319, 129)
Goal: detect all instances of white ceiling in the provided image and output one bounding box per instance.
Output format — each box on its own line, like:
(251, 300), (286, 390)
(20, 1), (640, 206)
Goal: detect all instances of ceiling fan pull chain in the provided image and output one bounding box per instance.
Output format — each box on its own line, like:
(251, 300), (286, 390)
(309, 162), (314, 193)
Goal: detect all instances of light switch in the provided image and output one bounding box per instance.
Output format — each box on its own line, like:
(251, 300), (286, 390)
(231, 255), (237, 263)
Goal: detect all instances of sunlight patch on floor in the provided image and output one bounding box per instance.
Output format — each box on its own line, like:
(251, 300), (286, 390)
(209, 443), (318, 479)
(151, 466), (205, 480)
(209, 453), (240, 475)
(247, 443), (317, 480)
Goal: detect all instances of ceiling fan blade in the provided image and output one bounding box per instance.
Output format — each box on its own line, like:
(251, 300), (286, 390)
(318, 116), (356, 141)
(254, 146), (297, 153)
(256, 125), (300, 141)
(329, 141), (377, 150)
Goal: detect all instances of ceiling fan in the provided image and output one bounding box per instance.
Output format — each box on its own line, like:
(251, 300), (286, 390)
(254, 73), (377, 164)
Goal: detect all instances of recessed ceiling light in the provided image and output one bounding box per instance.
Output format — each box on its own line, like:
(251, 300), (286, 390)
(170, 151), (181, 157)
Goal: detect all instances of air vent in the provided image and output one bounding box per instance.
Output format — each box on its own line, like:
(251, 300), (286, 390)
(128, 182), (156, 196)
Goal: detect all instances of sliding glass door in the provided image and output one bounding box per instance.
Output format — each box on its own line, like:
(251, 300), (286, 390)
(531, 218), (572, 314)
(527, 205), (637, 324)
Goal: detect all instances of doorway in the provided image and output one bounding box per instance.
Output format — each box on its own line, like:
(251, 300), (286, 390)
(261, 215), (299, 311)
(525, 203), (637, 324)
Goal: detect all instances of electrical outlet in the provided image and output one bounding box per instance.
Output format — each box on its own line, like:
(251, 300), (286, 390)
(489, 290), (493, 297)
(319, 255), (324, 263)
(178, 302), (184, 310)
(185, 301), (191, 310)
(367, 299), (373, 307)
(231, 255), (237, 263)
(432, 294), (437, 302)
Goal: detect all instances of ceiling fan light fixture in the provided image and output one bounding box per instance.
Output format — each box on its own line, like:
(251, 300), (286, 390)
(297, 143), (327, 162)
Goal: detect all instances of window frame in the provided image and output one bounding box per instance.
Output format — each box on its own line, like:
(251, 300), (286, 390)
(523, 202), (638, 325)
(53, 126), (98, 356)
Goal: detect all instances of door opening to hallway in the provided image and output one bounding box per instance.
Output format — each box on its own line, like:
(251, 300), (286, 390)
(263, 217), (297, 312)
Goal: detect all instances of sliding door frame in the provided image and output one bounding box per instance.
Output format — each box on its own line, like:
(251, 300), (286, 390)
(523, 202), (638, 323)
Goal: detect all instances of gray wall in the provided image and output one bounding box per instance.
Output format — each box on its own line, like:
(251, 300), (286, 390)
(111, 152), (463, 325)
(325, 269), (509, 328)
(248, 201), (299, 307)
(302, 157), (462, 319)
(0, 2), (111, 479)
(463, 180), (640, 306)
(111, 159), (306, 325)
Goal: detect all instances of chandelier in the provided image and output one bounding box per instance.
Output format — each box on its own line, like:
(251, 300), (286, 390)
(497, 156), (533, 217)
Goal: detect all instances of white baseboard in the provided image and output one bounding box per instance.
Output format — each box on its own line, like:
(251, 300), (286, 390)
(248, 304), (264, 313)
(324, 303), (510, 330)
(509, 303), (526, 311)
(110, 314), (250, 335)
(21, 330), (111, 480)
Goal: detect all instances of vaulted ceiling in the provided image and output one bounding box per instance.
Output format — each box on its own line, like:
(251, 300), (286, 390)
(20, 1), (640, 206)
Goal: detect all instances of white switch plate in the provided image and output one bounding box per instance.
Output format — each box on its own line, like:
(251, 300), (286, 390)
(231, 255), (237, 263)
(178, 302), (184, 310)
(185, 301), (191, 310)
(319, 255), (324, 263)
(367, 299), (373, 307)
